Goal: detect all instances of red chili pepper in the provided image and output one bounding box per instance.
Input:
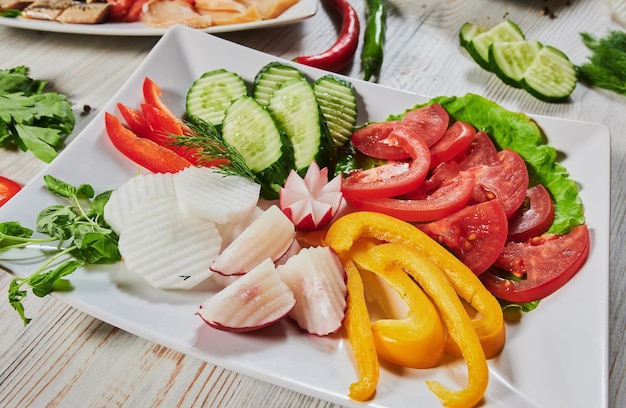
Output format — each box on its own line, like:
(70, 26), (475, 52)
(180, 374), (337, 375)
(294, 0), (360, 73)
(105, 112), (192, 174)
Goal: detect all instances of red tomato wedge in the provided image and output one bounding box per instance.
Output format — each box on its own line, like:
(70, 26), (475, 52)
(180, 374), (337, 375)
(0, 176), (21, 207)
(456, 130), (499, 170)
(342, 127), (431, 199)
(346, 169), (474, 222)
(400, 103), (449, 146)
(480, 224), (590, 303)
(105, 112), (192, 174)
(429, 121), (476, 168)
(507, 184), (555, 242)
(469, 149), (529, 217)
(418, 200), (509, 275)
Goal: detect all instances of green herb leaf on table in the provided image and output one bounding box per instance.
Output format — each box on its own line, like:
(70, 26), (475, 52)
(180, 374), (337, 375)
(0, 66), (75, 162)
(1, 176), (119, 326)
(576, 31), (626, 96)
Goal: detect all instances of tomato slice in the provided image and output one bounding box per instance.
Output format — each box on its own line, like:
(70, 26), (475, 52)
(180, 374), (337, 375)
(350, 121), (411, 160)
(346, 169), (474, 222)
(429, 121), (476, 168)
(507, 184), (555, 242)
(0, 176), (21, 207)
(469, 149), (529, 217)
(342, 127), (431, 199)
(480, 224), (590, 303)
(400, 103), (449, 146)
(418, 200), (508, 275)
(456, 130), (499, 170)
(349, 103), (449, 160)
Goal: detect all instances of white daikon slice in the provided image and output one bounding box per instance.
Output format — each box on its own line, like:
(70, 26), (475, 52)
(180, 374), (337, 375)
(211, 205), (295, 276)
(197, 258), (296, 332)
(277, 246), (347, 336)
(118, 194), (222, 289)
(173, 166), (260, 224)
(104, 172), (176, 234)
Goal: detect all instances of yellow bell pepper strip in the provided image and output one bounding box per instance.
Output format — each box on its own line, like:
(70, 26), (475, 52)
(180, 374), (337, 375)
(366, 242), (488, 408)
(349, 238), (446, 369)
(325, 211), (505, 359)
(341, 255), (380, 401)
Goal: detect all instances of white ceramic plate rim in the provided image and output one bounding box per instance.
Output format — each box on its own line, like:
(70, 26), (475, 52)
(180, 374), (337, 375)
(0, 25), (610, 408)
(0, 0), (317, 36)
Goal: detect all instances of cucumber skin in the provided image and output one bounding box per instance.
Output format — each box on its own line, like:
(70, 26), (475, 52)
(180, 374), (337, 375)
(459, 22), (488, 49)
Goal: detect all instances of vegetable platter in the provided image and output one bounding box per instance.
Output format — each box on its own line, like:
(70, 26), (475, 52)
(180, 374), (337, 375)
(0, 25), (610, 408)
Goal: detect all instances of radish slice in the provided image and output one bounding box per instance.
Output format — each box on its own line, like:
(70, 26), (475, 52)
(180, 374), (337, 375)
(210, 205), (295, 276)
(104, 172), (176, 234)
(197, 258), (296, 332)
(277, 246), (347, 336)
(118, 195), (222, 289)
(279, 162), (343, 231)
(174, 166), (260, 224)
(216, 205), (264, 251)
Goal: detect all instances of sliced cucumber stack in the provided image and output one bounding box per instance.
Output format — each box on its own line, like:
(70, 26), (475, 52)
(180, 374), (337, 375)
(267, 77), (335, 175)
(221, 96), (293, 199)
(465, 20), (525, 70)
(313, 74), (357, 147)
(186, 69), (248, 127)
(461, 20), (576, 102)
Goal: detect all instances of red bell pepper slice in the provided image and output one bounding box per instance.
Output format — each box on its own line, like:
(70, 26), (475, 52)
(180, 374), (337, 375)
(105, 112), (191, 174)
(0, 176), (21, 207)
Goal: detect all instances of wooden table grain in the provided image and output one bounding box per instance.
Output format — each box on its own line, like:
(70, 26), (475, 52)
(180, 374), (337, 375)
(1, 0), (624, 407)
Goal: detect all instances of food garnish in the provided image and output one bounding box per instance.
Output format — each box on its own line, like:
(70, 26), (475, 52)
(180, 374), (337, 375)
(576, 30), (626, 96)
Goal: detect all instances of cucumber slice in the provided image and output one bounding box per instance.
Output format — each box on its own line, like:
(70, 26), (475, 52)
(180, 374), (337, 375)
(465, 20), (525, 70)
(490, 40), (543, 87)
(459, 22), (488, 48)
(521, 45), (576, 102)
(267, 78), (335, 174)
(186, 69), (248, 127)
(221, 96), (293, 199)
(313, 74), (357, 147)
(252, 62), (307, 108)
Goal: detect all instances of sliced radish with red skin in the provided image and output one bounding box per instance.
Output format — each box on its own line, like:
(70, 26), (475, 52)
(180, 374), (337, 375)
(280, 161), (343, 231)
(277, 246), (347, 336)
(197, 258), (296, 332)
(210, 205), (295, 276)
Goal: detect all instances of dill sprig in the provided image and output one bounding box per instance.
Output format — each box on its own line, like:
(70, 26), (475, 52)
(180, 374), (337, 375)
(576, 31), (626, 96)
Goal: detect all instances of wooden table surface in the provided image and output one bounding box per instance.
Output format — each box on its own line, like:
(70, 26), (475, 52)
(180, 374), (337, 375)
(1, 0), (624, 407)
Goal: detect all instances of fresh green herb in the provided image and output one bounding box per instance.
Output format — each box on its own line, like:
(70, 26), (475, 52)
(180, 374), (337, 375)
(2, 175), (119, 326)
(0, 9), (21, 18)
(0, 66), (75, 163)
(576, 31), (626, 96)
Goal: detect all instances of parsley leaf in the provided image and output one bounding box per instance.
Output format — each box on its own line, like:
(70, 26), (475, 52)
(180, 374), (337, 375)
(0, 66), (75, 162)
(2, 176), (119, 326)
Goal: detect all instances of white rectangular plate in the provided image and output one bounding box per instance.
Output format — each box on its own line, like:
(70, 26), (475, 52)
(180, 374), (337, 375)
(0, 0), (316, 36)
(0, 25), (610, 408)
